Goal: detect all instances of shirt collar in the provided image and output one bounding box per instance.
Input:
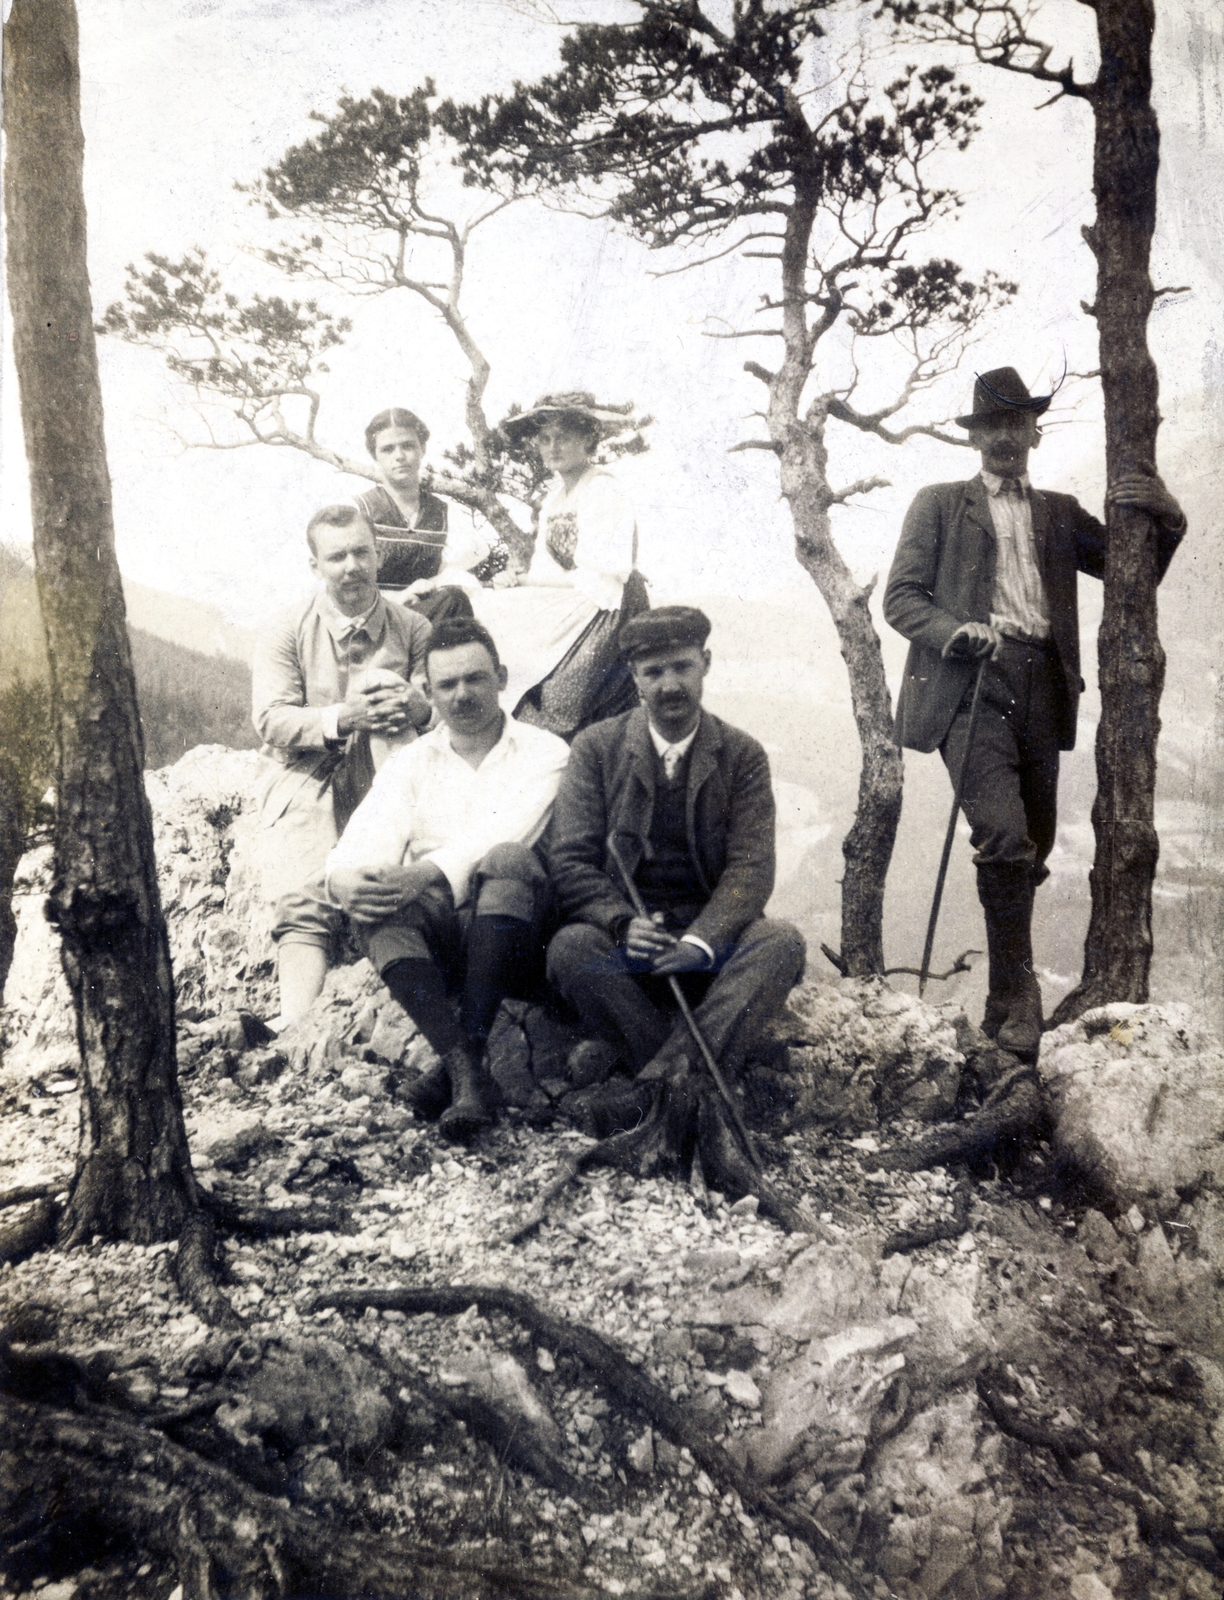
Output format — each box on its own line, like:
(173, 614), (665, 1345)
(647, 719), (700, 761)
(426, 711), (514, 760)
(319, 587), (381, 642)
(980, 468), (1031, 496)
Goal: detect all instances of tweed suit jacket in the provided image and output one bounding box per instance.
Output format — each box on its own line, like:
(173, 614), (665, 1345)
(547, 706), (775, 960)
(883, 477), (1182, 754)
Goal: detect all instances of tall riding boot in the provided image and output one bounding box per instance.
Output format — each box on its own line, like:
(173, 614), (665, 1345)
(977, 862), (1042, 1056)
(438, 1040), (500, 1143)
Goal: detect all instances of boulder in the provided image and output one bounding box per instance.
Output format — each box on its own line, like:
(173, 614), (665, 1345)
(227, 1334), (398, 1453)
(1039, 1001), (1224, 1208)
(778, 977), (963, 1132)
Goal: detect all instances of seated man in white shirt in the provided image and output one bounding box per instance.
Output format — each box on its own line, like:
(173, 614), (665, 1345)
(308, 617), (570, 1141)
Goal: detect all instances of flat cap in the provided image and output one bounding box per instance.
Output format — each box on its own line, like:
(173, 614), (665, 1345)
(619, 605), (711, 660)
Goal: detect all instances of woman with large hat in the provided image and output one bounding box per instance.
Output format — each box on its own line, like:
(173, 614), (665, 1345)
(472, 391), (649, 738)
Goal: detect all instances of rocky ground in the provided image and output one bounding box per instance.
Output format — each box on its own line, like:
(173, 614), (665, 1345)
(1, 748), (1223, 1600)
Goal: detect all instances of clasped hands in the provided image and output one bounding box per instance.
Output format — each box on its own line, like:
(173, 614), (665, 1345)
(329, 859), (445, 925)
(624, 913), (710, 974)
(336, 679), (430, 739)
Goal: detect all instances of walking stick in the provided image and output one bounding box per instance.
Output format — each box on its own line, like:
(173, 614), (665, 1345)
(606, 832), (763, 1179)
(918, 654), (989, 998)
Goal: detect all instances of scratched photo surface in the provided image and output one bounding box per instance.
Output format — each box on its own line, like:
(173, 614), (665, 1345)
(1, 1), (1222, 1592)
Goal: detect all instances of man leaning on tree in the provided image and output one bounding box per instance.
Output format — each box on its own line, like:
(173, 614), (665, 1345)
(545, 605), (806, 1086)
(884, 367), (1186, 1056)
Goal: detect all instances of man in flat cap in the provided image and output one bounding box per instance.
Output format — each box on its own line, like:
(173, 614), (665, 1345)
(546, 605), (806, 1083)
(884, 367), (1186, 1055)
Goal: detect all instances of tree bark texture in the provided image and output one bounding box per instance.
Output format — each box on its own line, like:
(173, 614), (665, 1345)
(0, 755), (22, 1003)
(3, 0), (198, 1245)
(1052, 0), (1165, 1024)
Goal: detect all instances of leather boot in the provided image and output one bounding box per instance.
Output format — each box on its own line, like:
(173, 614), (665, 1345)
(977, 862), (1041, 1057)
(997, 971), (1043, 1057)
(404, 1058), (451, 1122)
(438, 1041), (500, 1142)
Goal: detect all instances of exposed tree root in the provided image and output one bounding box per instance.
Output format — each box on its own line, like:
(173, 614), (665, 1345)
(174, 1212), (242, 1331)
(313, 1283), (869, 1593)
(0, 1392), (704, 1600)
(0, 1183), (61, 1212)
(883, 1177), (972, 1256)
(508, 1078), (818, 1241)
(876, 1058), (1044, 1174)
(204, 1194), (350, 1238)
(0, 1199), (60, 1266)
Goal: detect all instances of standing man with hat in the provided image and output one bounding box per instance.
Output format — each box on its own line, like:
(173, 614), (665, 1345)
(546, 605), (806, 1082)
(884, 367), (1186, 1054)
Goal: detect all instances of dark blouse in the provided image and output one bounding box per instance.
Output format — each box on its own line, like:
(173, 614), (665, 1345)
(355, 486), (449, 590)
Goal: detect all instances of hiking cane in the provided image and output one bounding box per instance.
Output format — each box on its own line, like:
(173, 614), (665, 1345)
(918, 654), (989, 998)
(606, 831), (763, 1179)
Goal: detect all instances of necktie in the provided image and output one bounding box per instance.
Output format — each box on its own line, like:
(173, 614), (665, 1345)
(663, 746), (683, 782)
(999, 477), (1024, 499)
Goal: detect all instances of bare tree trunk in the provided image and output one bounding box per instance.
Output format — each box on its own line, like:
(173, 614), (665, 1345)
(0, 756), (22, 1004)
(3, 0), (198, 1245)
(787, 492), (903, 978)
(760, 187), (903, 977)
(1052, 0), (1164, 1025)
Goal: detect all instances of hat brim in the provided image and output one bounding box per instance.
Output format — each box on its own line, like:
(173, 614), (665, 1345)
(956, 394), (1052, 429)
(501, 404), (630, 441)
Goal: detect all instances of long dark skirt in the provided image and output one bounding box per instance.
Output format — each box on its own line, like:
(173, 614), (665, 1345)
(514, 574), (650, 741)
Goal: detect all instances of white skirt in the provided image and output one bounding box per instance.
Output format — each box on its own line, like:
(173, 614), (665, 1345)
(471, 586), (599, 714)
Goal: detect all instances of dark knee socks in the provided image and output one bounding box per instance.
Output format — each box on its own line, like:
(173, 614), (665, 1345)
(382, 958), (464, 1056)
(461, 915), (533, 1043)
(977, 862), (1035, 994)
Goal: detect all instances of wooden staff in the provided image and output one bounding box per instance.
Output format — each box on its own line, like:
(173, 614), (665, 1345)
(919, 655), (989, 998)
(606, 832), (762, 1179)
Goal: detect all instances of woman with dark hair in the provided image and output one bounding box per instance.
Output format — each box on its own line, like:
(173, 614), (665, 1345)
(473, 391), (648, 739)
(355, 406), (488, 625)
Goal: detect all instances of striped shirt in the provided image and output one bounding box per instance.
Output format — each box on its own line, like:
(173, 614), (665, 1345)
(982, 470), (1050, 642)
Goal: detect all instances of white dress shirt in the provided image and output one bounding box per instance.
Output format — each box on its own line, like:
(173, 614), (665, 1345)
(645, 717), (713, 968)
(325, 714), (570, 908)
(648, 719), (699, 779)
(981, 469), (1051, 642)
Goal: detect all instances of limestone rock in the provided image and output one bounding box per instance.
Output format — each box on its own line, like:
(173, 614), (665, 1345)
(437, 1346), (562, 1454)
(861, 1392), (1012, 1600)
(237, 1334), (397, 1452)
(780, 977), (963, 1132)
(187, 1107), (271, 1169)
(1040, 1002), (1224, 1207)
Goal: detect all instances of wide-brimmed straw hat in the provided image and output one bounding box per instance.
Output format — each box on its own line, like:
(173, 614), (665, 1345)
(956, 367), (1053, 429)
(500, 391), (632, 442)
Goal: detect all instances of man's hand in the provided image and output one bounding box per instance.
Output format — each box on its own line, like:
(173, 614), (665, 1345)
(1107, 472), (1185, 528)
(651, 939), (711, 976)
(337, 680), (430, 738)
(624, 914), (710, 974)
(942, 621), (1003, 661)
(329, 860), (445, 923)
(624, 914), (675, 962)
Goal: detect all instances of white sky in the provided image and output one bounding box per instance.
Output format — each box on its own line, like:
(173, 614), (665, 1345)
(3, 0), (1221, 629)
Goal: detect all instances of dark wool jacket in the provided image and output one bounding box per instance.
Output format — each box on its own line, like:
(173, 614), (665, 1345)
(547, 706), (775, 960)
(883, 477), (1184, 753)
